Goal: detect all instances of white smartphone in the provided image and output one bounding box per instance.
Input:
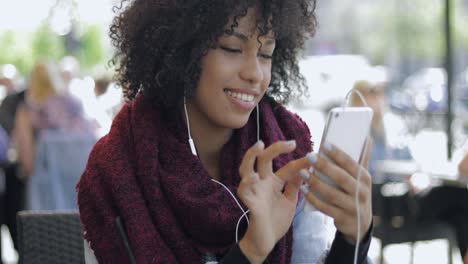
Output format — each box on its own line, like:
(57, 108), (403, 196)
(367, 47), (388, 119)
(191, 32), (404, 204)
(306, 107), (373, 210)
(321, 107), (373, 161)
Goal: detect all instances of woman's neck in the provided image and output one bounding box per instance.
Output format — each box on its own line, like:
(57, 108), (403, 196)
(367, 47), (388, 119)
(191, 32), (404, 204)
(184, 105), (233, 180)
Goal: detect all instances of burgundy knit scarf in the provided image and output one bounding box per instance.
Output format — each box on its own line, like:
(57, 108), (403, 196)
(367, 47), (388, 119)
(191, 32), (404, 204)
(77, 95), (312, 263)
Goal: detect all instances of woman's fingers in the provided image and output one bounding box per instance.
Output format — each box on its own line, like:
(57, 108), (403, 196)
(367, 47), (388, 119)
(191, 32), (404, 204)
(275, 156), (312, 181)
(321, 143), (360, 177)
(276, 156), (314, 201)
(300, 184), (344, 220)
(238, 142), (264, 206)
(305, 152), (358, 195)
(299, 144), (373, 243)
(256, 140), (297, 179)
(300, 172), (372, 242)
(239, 140), (265, 179)
(318, 144), (372, 189)
(240, 139), (322, 204)
(299, 169), (355, 212)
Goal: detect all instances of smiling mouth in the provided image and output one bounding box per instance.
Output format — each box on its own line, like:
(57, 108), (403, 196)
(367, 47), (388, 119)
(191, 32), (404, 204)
(224, 90), (255, 102)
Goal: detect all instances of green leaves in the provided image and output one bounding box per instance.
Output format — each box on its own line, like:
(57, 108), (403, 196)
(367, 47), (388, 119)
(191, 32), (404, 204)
(0, 24), (108, 74)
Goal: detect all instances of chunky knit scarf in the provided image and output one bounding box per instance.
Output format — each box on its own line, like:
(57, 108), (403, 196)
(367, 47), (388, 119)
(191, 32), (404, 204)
(77, 95), (312, 263)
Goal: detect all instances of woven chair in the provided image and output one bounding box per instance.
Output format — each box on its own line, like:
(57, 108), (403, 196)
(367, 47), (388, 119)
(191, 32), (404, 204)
(17, 210), (85, 264)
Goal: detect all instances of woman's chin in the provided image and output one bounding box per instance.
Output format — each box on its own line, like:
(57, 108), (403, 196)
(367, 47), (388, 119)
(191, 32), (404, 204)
(210, 107), (256, 130)
(236, 113), (256, 128)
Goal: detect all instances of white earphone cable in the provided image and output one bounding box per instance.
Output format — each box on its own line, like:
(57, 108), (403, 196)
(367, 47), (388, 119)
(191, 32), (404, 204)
(343, 88), (370, 264)
(235, 210), (251, 243)
(184, 96), (192, 139)
(211, 179), (250, 243)
(256, 104), (260, 142)
(184, 97), (198, 156)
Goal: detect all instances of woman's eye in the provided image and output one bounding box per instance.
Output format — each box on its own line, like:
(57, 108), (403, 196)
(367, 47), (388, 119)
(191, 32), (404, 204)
(259, 53), (273, 60)
(220, 46), (241, 53)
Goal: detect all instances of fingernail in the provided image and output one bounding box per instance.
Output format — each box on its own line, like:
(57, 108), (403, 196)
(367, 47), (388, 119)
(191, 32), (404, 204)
(306, 152), (317, 164)
(286, 140), (296, 147)
(300, 184), (309, 194)
(299, 169), (310, 180)
(323, 142), (333, 152)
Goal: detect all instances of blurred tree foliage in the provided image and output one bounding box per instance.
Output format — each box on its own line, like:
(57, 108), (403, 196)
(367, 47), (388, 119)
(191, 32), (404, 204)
(32, 24), (66, 62)
(310, 0), (468, 65)
(77, 25), (105, 69)
(367, 1), (445, 63)
(0, 23), (107, 75)
(0, 31), (34, 74)
(363, 0), (468, 64)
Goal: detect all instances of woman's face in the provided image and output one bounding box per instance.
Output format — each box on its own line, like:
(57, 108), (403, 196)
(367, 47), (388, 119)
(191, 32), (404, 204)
(187, 8), (275, 131)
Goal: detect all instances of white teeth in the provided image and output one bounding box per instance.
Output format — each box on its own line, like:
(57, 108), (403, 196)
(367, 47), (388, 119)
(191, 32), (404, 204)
(225, 90), (255, 102)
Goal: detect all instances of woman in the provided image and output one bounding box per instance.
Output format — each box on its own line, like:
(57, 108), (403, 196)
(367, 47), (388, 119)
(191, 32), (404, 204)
(14, 62), (95, 211)
(15, 62), (93, 178)
(77, 1), (373, 263)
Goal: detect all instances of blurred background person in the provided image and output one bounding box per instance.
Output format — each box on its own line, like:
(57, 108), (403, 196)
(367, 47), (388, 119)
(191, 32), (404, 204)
(0, 65), (16, 96)
(15, 62), (71, 177)
(59, 56), (81, 92)
(86, 66), (123, 137)
(351, 75), (468, 263)
(350, 77), (412, 183)
(13, 62), (95, 209)
(0, 64), (26, 263)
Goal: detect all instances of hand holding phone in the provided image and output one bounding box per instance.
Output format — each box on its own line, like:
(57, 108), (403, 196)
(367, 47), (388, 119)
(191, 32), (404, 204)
(307, 107), (373, 208)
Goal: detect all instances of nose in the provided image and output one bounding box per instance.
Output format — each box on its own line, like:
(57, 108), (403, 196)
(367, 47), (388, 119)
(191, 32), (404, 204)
(239, 55), (263, 85)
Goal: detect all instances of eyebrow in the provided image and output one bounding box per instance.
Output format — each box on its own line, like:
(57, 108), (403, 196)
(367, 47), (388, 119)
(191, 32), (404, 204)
(231, 31), (276, 46)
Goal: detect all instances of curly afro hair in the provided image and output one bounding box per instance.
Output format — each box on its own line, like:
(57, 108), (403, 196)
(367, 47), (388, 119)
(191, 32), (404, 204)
(110, 0), (317, 114)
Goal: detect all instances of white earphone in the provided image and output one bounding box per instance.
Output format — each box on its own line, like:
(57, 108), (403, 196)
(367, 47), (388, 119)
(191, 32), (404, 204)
(183, 97), (198, 156)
